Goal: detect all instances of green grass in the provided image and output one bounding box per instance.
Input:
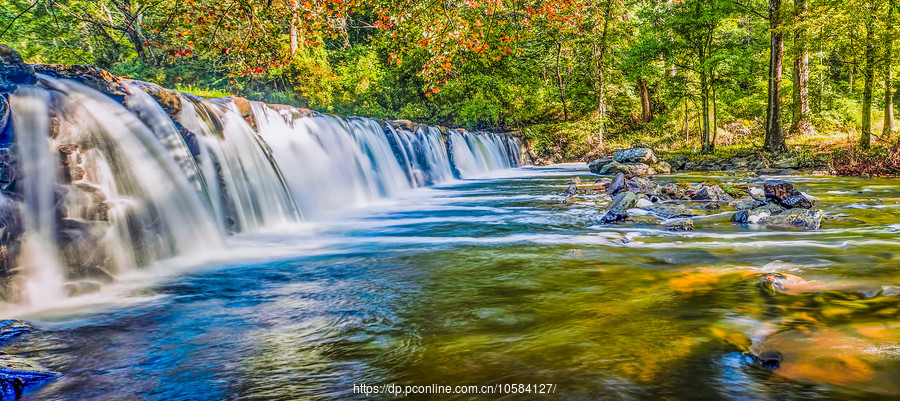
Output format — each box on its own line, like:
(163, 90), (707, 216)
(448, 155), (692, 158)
(173, 84), (234, 98)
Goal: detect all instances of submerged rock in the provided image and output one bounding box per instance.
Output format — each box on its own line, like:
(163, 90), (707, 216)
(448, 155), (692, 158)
(664, 219), (694, 231)
(0, 355), (56, 398)
(644, 203), (696, 219)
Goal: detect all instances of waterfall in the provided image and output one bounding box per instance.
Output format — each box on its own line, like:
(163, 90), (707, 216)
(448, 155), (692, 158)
(0, 75), (525, 307)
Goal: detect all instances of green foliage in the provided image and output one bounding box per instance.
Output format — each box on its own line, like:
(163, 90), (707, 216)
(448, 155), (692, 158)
(0, 0), (896, 165)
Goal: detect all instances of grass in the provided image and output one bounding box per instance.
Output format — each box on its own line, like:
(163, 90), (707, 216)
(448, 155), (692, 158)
(173, 84), (234, 98)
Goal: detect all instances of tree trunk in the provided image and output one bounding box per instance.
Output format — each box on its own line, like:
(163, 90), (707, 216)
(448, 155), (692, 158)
(765, 0), (786, 152)
(638, 78), (651, 123)
(555, 41), (569, 121)
(791, 0), (815, 136)
(290, 0), (299, 55)
(861, 17), (876, 148)
(594, 0), (614, 147)
(885, 0), (897, 137)
(700, 70), (713, 153)
(712, 84), (718, 146)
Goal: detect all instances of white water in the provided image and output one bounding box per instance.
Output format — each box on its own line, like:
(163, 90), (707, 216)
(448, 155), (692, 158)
(1, 77), (524, 309)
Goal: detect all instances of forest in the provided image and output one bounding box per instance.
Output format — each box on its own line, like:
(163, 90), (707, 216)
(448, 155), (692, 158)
(1, 0), (897, 167)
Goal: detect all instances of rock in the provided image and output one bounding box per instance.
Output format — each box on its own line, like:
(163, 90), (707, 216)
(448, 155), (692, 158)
(661, 183), (686, 200)
(732, 197), (766, 211)
(569, 177), (582, 185)
(652, 161), (672, 174)
(588, 158), (614, 174)
(665, 219), (694, 231)
(599, 161), (656, 176)
(644, 204), (696, 218)
(764, 180), (813, 209)
(636, 198), (654, 208)
(565, 183), (578, 196)
(614, 147), (658, 164)
(607, 173), (626, 195)
(691, 185), (733, 202)
(0, 320), (28, 344)
(0, 46), (37, 93)
(126, 79), (182, 117)
(600, 192), (638, 224)
(630, 176), (660, 195)
(761, 209), (823, 230)
(0, 355), (56, 398)
(0, 96), (10, 147)
(32, 64), (130, 102)
(731, 210), (749, 223)
(64, 280), (102, 297)
(772, 158), (798, 169)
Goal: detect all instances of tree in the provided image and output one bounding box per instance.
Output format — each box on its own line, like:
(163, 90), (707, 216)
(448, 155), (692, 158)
(764, 0), (786, 152)
(790, 0), (815, 137)
(884, 0), (897, 138)
(859, 1), (877, 148)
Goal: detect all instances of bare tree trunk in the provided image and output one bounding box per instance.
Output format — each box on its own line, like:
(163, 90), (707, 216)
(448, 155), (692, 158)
(791, 0), (815, 136)
(861, 16), (876, 148)
(638, 78), (651, 123)
(885, 0), (897, 137)
(765, 0), (786, 152)
(712, 84), (718, 146)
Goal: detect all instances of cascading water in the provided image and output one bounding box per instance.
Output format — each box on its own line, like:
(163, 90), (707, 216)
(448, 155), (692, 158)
(0, 73), (525, 308)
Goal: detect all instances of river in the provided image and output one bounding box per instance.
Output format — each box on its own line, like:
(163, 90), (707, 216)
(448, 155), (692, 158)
(6, 164), (900, 400)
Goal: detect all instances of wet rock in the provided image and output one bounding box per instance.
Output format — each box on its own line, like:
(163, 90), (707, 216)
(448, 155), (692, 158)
(127, 79), (182, 117)
(599, 161), (656, 176)
(691, 185), (733, 202)
(0, 96), (10, 147)
(614, 147), (658, 164)
(607, 173), (626, 195)
(64, 280), (102, 297)
(731, 210), (749, 223)
(630, 176), (661, 195)
(0, 355), (56, 398)
(0, 320), (28, 344)
(652, 161), (672, 174)
(760, 209), (823, 230)
(600, 191), (637, 224)
(0, 46), (37, 93)
(661, 183), (687, 200)
(564, 183), (578, 196)
(732, 197), (766, 211)
(644, 203), (696, 218)
(665, 218), (694, 231)
(588, 158), (614, 174)
(32, 64), (130, 103)
(764, 180), (812, 209)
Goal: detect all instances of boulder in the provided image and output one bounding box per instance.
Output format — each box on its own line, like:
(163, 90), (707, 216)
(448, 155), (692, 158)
(665, 218), (694, 231)
(732, 197), (766, 211)
(661, 183), (687, 200)
(731, 210), (749, 223)
(607, 172), (626, 195)
(764, 180), (813, 209)
(614, 147), (658, 164)
(760, 209), (823, 230)
(32, 64), (130, 102)
(600, 191), (638, 224)
(691, 185), (733, 202)
(652, 161), (672, 174)
(599, 161), (656, 176)
(0, 45), (37, 93)
(588, 158), (614, 174)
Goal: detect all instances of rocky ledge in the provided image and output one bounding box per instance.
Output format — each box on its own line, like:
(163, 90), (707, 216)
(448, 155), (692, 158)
(588, 147), (833, 176)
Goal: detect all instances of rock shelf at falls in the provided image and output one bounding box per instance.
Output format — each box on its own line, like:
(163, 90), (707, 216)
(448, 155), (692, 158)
(0, 57), (525, 307)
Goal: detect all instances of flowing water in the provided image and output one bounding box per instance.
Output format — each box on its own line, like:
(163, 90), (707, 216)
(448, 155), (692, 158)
(3, 78), (900, 400)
